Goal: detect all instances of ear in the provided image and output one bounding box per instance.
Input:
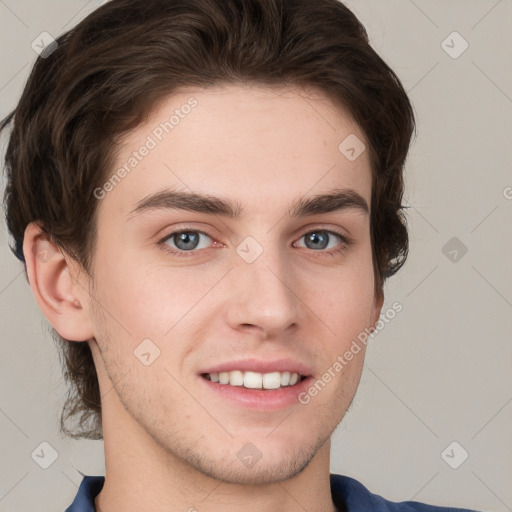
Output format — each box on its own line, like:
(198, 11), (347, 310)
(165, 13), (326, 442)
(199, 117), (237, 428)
(369, 287), (384, 332)
(22, 221), (94, 342)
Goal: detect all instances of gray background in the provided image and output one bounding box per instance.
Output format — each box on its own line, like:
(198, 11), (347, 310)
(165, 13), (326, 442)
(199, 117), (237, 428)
(0, 0), (511, 511)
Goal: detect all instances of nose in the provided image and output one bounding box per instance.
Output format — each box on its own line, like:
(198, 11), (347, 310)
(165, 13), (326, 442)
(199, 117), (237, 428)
(224, 248), (300, 338)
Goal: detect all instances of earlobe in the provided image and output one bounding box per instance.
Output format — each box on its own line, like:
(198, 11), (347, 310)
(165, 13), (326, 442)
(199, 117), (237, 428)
(22, 222), (94, 342)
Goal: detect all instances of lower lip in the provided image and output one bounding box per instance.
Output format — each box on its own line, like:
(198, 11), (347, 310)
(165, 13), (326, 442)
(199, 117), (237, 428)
(198, 374), (314, 411)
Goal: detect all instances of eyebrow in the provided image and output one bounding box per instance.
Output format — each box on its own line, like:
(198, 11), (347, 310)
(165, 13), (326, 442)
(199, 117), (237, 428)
(127, 187), (369, 220)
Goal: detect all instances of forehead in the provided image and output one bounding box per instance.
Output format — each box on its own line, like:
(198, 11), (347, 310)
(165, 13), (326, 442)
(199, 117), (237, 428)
(98, 83), (372, 220)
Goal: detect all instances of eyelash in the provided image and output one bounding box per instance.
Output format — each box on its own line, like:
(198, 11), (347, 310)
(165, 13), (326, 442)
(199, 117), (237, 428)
(157, 226), (354, 258)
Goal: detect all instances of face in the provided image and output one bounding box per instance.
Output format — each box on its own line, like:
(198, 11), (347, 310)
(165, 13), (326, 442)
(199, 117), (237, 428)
(84, 83), (382, 484)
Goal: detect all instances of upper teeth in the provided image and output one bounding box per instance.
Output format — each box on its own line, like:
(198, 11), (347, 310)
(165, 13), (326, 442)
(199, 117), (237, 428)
(206, 371), (302, 389)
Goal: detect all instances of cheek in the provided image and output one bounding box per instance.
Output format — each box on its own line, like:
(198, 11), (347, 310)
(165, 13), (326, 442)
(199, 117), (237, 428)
(307, 252), (376, 319)
(89, 247), (165, 349)
(312, 289), (374, 362)
(93, 253), (221, 345)
(305, 260), (376, 368)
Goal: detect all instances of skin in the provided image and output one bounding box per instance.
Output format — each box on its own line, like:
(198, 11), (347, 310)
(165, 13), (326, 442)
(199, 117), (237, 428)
(23, 83), (383, 512)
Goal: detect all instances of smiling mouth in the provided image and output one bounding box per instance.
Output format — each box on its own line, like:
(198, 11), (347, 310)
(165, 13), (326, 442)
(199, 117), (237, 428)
(201, 371), (308, 390)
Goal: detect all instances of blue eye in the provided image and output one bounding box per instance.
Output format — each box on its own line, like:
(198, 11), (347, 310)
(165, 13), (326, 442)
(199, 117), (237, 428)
(296, 230), (346, 252)
(158, 227), (352, 258)
(161, 230), (212, 255)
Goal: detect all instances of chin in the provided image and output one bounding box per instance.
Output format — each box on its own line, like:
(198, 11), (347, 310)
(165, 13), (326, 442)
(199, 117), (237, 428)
(170, 431), (327, 486)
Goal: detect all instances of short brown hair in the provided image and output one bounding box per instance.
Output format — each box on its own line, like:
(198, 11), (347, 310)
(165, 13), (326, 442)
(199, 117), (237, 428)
(1, 0), (416, 440)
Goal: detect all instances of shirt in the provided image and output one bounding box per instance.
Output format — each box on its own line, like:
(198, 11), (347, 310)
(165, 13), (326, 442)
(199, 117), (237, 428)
(65, 474), (480, 511)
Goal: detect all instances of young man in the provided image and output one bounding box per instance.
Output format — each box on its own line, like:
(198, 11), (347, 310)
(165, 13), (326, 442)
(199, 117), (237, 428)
(1, 0), (481, 511)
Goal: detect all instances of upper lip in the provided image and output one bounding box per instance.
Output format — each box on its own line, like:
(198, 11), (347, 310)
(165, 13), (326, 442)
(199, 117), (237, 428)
(199, 358), (313, 376)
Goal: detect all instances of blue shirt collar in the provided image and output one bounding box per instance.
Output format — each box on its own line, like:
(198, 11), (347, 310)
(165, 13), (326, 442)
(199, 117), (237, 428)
(65, 474), (479, 512)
